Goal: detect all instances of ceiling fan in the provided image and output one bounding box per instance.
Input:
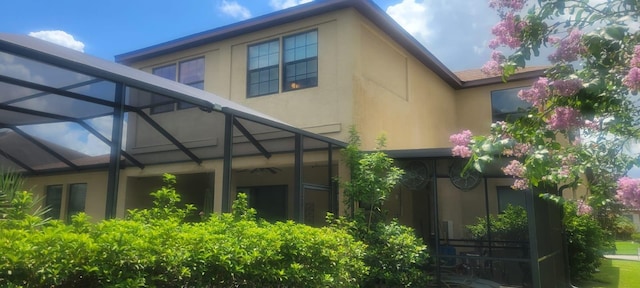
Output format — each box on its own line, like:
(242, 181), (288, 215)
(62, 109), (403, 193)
(237, 167), (282, 175)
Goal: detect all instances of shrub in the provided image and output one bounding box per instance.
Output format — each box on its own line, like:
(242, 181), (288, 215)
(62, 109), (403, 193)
(467, 204), (529, 242)
(340, 128), (430, 287)
(614, 215), (637, 240)
(564, 202), (609, 283)
(0, 181), (367, 287)
(363, 221), (428, 287)
(632, 233), (640, 242)
(465, 202), (609, 283)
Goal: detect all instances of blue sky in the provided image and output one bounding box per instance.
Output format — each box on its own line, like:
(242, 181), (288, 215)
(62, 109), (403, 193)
(4, 0), (639, 177)
(1, 0), (515, 71)
(3, 0), (514, 157)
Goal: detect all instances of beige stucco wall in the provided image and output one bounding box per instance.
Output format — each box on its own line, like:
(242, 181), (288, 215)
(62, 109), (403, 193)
(351, 14), (458, 151)
(24, 171), (108, 221)
(126, 8), (470, 153)
(111, 6), (550, 228)
(128, 9), (359, 149)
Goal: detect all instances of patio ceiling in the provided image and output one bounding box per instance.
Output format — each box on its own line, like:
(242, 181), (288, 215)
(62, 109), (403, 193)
(0, 33), (345, 174)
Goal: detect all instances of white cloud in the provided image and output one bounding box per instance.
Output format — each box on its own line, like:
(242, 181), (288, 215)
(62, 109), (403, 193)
(28, 30), (85, 52)
(19, 116), (129, 157)
(269, 0), (313, 10)
(386, 0), (433, 45)
(384, 0), (506, 71)
(220, 0), (252, 20)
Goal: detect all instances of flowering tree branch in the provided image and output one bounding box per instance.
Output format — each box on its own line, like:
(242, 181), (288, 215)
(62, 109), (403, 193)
(452, 0), (640, 213)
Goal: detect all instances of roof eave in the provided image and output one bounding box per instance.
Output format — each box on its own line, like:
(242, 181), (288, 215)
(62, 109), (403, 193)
(114, 0), (463, 87)
(458, 69), (547, 89)
(115, 0), (354, 65)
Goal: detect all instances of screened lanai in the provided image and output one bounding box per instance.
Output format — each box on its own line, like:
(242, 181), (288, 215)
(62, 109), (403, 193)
(0, 33), (344, 219)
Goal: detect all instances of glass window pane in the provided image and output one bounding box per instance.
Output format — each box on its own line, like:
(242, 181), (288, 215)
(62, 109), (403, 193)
(282, 30), (318, 92)
(269, 67), (279, 79)
(249, 58), (258, 70)
(268, 53), (279, 66)
(284, 50), (294, 62)
(269, 79), (279, 92)
(284, 37), (295, 50)
(295, 34), (306, 47)
(306, 44), (317, 58)
(296, 62), (307, 74)
(308, 59), (318, 73)
(259, 44), (268, 54)
(249, 71), (259, 84)
(259, 69), (269, 82)
(67, 183), (87, 220)
(269, 41), (279, 53)
(247, 39), (280, 97)
(45, 184), (62, 219)
(307, 30), (318, 44)
(258, 55), (268, 68)
(152, 64), (177, 80)
(179, 57), (205, 85)
(259, 82), (269, 94)
(491, 87), (530, 122)
(248, 45), (258, 56)
(249, 84), (258, 96)
(295, 47), (305, 60)
(189, 81), (204, 90)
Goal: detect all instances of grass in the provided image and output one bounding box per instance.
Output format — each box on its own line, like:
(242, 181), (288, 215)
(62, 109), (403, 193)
(614, 241), (640, 255)
(577, 259), (640, 288)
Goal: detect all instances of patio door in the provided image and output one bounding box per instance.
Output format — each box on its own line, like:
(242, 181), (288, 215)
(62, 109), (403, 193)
(241, 185), (288, 222)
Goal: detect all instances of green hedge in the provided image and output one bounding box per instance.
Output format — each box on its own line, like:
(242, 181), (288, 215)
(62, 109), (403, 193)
(0, 211), (367, 287)
(0, 175), (367, 287)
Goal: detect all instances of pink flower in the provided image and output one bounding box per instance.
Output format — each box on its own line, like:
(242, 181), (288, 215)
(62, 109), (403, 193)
(548, 29), (585, 63)
(512, 143), (531, 157)
(489, 0), (527, 11)
(583, 119), (599, 130)
(490, 13), (527, 49)
(616, 177), (640, 210)
(512, 178), (529, 190)
(552, 78), (583, 96)
(518, 77), (549, 106)
(623, 67), (640, 91)
(546, 106), (582, 130)
(450, 130), (473, 158)
(482, 50), (506, 76)
(449, 130), (473, 146)
(576, 199), (593, 215)
(502, 142), (531, 157)
(502, 160), (526, 177)
(452, 145), (473, 158)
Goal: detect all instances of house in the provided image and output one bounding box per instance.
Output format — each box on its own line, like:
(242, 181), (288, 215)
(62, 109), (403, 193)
(0, 0), (568, 286)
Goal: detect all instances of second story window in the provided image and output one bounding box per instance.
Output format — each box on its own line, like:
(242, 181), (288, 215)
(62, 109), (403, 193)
(283, 30), (318, 91)
(150, 57), (205, 114)
(491, 87), (531, 122)
(248, 40), (280, 97)
(246, 30), (318, 98)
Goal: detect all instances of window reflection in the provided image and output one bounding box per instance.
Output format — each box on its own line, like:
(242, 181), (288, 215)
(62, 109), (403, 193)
(491, 87), (530, 122)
